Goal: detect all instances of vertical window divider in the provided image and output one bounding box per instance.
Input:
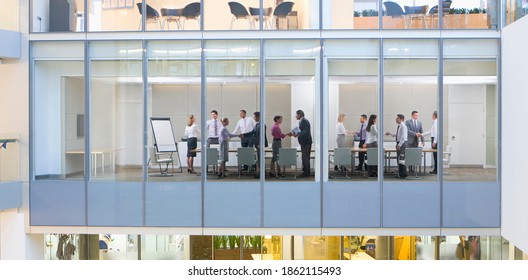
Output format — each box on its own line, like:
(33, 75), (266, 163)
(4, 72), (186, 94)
(84, 40), (91, 226)
(141, 40), (148, 226)
(379, 38), (384, 228)
(260, 39), (265, 228)
(438, 38), (444, 229)
(200, 39), (206, 228)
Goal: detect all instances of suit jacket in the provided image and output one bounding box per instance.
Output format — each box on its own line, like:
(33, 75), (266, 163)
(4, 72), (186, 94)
(405, 119), (423, 146)
(297, 118), (313, 146)
(242, 121), (268, 147)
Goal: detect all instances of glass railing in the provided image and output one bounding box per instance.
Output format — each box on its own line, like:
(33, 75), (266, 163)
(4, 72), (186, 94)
(0, 136), (19, 182)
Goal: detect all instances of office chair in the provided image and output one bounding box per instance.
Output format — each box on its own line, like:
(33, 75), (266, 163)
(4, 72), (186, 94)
(228, 2), (253, 30)
(332, 148), (352, 179)
(278, 148), (298, 179)
(273, 1), (295, 29)
(236, 147), (257, 178)
(181, 2), (201, 30)
(136, 3), (162, 31)
(383, 1), (405, 17)
(404, 148), (423, 179)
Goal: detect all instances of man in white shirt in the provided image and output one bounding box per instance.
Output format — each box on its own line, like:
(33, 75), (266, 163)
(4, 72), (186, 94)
(206, 110), (220, 148)
(232, 109), (256, 171)
(422, 111), (438, 174)
(385, 114), (408, 178)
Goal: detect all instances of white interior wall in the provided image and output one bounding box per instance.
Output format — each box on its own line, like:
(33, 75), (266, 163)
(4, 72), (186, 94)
(502, 15), (528, 254)
(116, 84), (143, 167)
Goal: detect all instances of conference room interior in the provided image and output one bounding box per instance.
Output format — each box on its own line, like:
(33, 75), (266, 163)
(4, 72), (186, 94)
(31, 0), (500, 33)
(32, 39), (498, 183)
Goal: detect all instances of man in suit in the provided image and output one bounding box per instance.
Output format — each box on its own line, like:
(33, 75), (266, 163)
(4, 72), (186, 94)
(292, 109), (312, 177)
(385, 114), (408, 178)
(241, 112), (268, 178)
(422, 111), (438, 174)
(355, 114), (368, 171)
(405, 111), (423, 172)
(233, 109), (256, 171)
(206, 110), (220, 148)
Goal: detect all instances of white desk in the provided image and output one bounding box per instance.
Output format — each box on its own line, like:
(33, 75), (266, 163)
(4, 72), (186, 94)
(66, 149), (115, 177)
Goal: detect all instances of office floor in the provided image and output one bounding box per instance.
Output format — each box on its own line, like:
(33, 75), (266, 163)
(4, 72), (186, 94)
(65, 165), (497, 183)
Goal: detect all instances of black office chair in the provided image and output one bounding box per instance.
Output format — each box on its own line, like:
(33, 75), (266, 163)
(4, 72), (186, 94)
(181, 2), (201, 30)
(273, 1), (295, 30)
(249, 7), (273, 29)
(136, 3), (162, 31)
(429, 0), (452, 28)
(383, 1), (405, 17)
(161, 8), (183, 30)
(228, 2), (252, 30)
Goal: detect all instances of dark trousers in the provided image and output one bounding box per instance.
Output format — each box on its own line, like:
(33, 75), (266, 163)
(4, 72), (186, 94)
(397, 142), (408, 178)
(358, 139), (366, 169)
(431, 137), (437, 171)
(301, 144), (311, 175)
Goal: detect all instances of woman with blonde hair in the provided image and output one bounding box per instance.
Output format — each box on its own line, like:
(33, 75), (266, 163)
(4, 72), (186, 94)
(184, 115), (200, 174)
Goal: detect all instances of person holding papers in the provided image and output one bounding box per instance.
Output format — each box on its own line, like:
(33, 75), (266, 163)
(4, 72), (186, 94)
(291, 110), (312, 178)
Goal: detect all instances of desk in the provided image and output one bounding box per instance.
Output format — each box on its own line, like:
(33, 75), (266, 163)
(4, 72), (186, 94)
(66, 149), (115, 177)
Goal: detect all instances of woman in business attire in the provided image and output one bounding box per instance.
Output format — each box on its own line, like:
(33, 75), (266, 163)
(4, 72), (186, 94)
(363, 114), (378, 177)
(335, 113), (353, 171)
(270, 115), (290, 178)
(184, 115), (200, 174)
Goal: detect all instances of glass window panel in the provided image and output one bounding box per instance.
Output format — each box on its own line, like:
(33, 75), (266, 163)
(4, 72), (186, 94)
(204, 40), (260, 181)
(147, 40), (202, 182)
(265, 40), (319, 182)
(88, 0), (145, 32)
(442, 39), (498, 182)
(90, 41), (143, 181)
(446, 0), (498, 29)
(383, 39), (439, 182)
(33, 42), (85, 181)
(325, 39), (379, 182)
(204, 1), (318, 30)
(31, 0), (85, 32)
(323, 0), (379, 30)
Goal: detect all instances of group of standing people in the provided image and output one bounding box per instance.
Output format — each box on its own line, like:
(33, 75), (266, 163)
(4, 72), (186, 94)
(184, 109), (313, 178)
(335, 110), (438, 178)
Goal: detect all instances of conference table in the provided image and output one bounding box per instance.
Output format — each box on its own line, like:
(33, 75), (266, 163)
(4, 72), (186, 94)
(331, 147), (437, 176)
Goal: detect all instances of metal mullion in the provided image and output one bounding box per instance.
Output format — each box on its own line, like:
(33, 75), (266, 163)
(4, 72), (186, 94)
(379, 38), (384, 228)
(438, 38), (444, 228)
(259, 39), (264, 228)
(141, 39), (148, 226)
(84, 40), (91, 226)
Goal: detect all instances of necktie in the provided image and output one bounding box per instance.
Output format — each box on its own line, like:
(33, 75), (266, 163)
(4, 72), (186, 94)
(414, 120), (417, 129)
(360, 123), (364, 139)
(396, 125), (399, 142)
(214, 119), (218, 137)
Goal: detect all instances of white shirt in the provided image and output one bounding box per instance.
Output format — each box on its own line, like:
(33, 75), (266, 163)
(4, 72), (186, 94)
(366, 125), (378, 144)
(184, 123), (200, 138)
(335, 122), (347, 135)
(232, 117), (255, 134)
(388, 122), (408, 147)
(422, 119), (437, 144)
(206, 118), (220, 138)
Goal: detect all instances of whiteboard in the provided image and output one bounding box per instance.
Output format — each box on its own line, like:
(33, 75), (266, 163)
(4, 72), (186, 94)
(150, 117), (177, 152)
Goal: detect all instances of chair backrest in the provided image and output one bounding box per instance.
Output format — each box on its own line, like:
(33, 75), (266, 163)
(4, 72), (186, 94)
(404, 5), (428, 15)
(273, 1), (294, 17)
(237, 147), (256, 165)
(206, 147), (219, 165)
(137, 3), (160, 18)
(183, 2), (201, 19)
(278, 148), (297, 166)
(333, 148), (352, 166)
(150, 147), (159, 164)
(404, 148), (422, 166)
(429, 1), (452, 15)
(366, 148), (378, 166)
(383, 1), (405, 17)
(443, 145), (452, 163)
(229, 2), (250, 18)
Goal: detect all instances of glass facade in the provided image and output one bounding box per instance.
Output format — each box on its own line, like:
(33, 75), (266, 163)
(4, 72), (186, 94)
(29, 0), (509, 33)
(30, 38), (500, 229)
(44, 234), (522, 260)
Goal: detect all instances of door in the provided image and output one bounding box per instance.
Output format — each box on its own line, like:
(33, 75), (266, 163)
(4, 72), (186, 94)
(448, 103), (484, 166)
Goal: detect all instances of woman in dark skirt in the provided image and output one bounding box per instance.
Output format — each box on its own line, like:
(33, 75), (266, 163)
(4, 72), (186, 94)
(184, 115), (200, 174)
